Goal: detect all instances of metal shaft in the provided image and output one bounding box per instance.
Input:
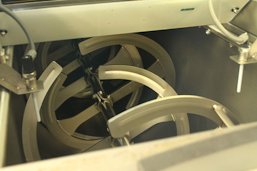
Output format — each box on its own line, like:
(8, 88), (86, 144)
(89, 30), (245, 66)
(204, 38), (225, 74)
(236, 64), (244, 93)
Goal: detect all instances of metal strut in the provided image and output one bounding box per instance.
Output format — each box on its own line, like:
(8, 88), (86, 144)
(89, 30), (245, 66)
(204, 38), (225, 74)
(78, 56), (116, 120)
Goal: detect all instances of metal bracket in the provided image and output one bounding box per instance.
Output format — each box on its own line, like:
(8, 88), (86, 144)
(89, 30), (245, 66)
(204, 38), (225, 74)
(0, 63), (43, 94)
(230, 55), (257, 65)
(205, 25), (257, 93)
(230, 46), (257, 65)
(22, 61), (62, 161)
(229, 44), (257, 93)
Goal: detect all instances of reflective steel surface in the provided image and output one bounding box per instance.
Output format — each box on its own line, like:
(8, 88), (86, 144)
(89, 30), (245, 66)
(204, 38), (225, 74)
(232, 1), (257, 37)
(4, 0), (133, 9)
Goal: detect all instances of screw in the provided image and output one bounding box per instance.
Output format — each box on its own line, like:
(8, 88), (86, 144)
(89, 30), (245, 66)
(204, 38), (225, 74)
(0, 77), (5, 81)
(231, 7), (240, 14)
(206, 29), (211, 35)
(16, 86), (20, 90)
(0, 30), (8, 37)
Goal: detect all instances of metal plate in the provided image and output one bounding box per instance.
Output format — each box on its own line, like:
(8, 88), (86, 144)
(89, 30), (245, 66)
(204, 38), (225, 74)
(0, 64), (43, 94)
(0, 0), (249, 45)
(232, 1), (257, 37)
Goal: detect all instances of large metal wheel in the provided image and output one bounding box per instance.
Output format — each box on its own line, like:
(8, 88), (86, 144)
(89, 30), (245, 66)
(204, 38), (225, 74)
(23, 34), (185, 160)
(108, 95), (235, 139)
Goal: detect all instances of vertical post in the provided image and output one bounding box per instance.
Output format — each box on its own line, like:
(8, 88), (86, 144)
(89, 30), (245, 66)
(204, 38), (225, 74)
(0, 46), (13, 167)
(236, 64), (244, 93)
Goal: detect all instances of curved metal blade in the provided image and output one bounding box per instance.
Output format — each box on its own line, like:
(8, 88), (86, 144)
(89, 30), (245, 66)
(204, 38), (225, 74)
(108, 95), (232, 138)
(22, 62), (62, 161)
(99, 65), (190, 138)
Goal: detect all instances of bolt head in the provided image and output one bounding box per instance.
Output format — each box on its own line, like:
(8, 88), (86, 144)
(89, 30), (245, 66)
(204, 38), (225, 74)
(206, 29), (211, 35)
(0, 30), (7, 36)
(231, 7), (240, 14)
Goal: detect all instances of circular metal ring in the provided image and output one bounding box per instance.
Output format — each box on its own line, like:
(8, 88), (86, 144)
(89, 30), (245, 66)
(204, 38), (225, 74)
(41, 45), (144, 149)
(40, 34), (179, 150)
(23, 34), (180, 160)
(99, 65), (189, 137)
(23, 64), (179, 161)
(108, 95), (234, 138)
(78, 34), (176, 85)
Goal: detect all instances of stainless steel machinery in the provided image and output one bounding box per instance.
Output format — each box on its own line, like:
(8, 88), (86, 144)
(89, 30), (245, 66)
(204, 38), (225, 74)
(0, 0), (257, 170)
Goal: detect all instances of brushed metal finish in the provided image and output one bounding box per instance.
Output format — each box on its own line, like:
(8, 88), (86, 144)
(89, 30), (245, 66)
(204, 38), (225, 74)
(2, 122), (257, 171)
(0, 0), (249, 46)
(146, 27), (257, 123)
(99, 65), (190, 137)
(232, 1), (257, 37)
(4, 0), (128, 7)
(22, 62), (63, 161)
(0, 47), (13, 167)
(108, 95), (230, 138)
(40, 34), (178, 152)
(208, 0), (249, 45)
(213, 104), (235, 127)
(0, 64), (43, 95)
(79, 34), (176, 86)
(39, 38), (145, 150)
(98, 65), (177, 97)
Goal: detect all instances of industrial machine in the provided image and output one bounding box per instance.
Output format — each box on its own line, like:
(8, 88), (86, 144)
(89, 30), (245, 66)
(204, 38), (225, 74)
(0, 0), (257, 170)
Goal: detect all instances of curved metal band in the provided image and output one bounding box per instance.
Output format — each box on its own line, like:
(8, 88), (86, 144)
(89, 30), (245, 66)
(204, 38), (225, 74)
(42, 62), (183, 150)
(79, 34), (176, 86)
(99, 65), (190, 137)
(40, 45), (144, 150)
(104, 45), (143, 109)
(108, 95), (234, 138)
(41, 73), (104, 149)
(22, 62), (63, 161)
(99, 65), (176, 97)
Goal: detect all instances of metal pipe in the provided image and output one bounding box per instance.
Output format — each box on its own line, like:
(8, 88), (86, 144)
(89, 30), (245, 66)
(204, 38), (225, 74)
(236, 64), (244, 93)
(208, 0), (248, 45)
(0, 46), (13, 167)
(0, 2), (36, 58)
